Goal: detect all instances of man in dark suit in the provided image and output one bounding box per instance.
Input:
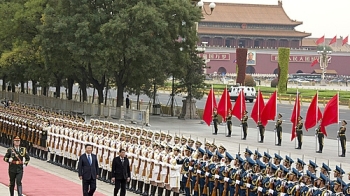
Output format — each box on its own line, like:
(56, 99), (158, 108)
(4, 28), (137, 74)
(111, 149), (131, 196)
(78, 144), (99, 196)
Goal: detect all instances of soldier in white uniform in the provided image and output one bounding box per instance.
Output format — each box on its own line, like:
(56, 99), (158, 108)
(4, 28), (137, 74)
(139, 137), (151, 195)
(66, 123), (75, 170)
(62, 121), (72, 169)
(129, 136), (140, 192)
(101, 129), (112, 182)
(47, 118), (56, 164)
(95, 127), (104, 180)
(56, 121), (65, 166)
(167, 146), (182, 196)
(70, 123), (80, 171)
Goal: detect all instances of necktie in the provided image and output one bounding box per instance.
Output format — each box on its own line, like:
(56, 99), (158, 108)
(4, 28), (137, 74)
(88, 155), (92, 165)
(121, 158), (124, 165)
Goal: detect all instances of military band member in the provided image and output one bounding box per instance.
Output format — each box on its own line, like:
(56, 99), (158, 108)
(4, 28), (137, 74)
(313, 173), (332, 195)
(333, 177), (346, 195)
(241, 111), (248, 140)
(295, 116), (303, 149)
(213, 108), (218, 135)
(299, 171), (316, 195)
(275, 113), (283, 146)
(316, 123), (324, 153)
(3, 136), (30, 196)
(226, 109), (232, 137)
(284, 168), (301, 195)
(338, 120), (347, 157)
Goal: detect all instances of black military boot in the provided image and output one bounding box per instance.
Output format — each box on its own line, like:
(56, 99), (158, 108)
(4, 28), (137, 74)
(9, 185), (15, 196)
(17, 185), (23, 196)
(130, 179), (137, 192)
(157, 187), (164, 196)
(53, 155), (59, 165)
(107, 171), (112, 183)
(149, 185), (157, 196)
(39, 150), (44, 160)
(67, 159), (72, 170)
(136, 181), (144, 194)
(63, 157), (68, 168)
(126, 181), (130, 190)
(173, 192), (179, 196)
(48, 153), (54, 163)
(59, 156), (64, 166)
(101, 169), (107, 182)
(142, 183), (150, 196)
(165, 189), (171, 196)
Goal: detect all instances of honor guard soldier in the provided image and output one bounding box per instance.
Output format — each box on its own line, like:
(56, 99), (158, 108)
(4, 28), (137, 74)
(262, 152), (271, 166)
(315, 123), (324, 153)
(219, 152), (234, 196)
(275, 113), (283, 146)
(246, 159), (265, 195)
(295, 116), (303, 149)
(307, 160), (318, 175)
(101, 130), (112, 182)
(237, 156), (255, 196)
(3, 136), (30, 196)
(181, 145), (193, 196)
(283, 156), (294, 171)
(334, 166), (345, 180)
(333, 177), (346, 195)
(320, 163), (331, 178)
(257, 121), (265, 143)
(212, 108), (218, 135)
(241, 111), (248, 140)
(273, 153), (283, 166)
(259, 163), (278, 195)
(204, 151), (219, 196)
(313, 173), (332, 196)
(244, 148), (253, 159)
(338, 120), (347, 157)
(284, 168), (302, 196)
(39, 122), (49, 161)
(296, 158), (305, 175)
(167, 146), (183, 196)
(226, 109), (233, 137)
(226, 154), (244, 196)
(253, 150), (262, 161)
(47, 119), (56, 164)
(138, 138), (151, 195)
(299, 171), (316, 195)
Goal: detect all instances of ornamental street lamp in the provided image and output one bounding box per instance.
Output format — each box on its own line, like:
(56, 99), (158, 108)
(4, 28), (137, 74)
(195, 0), (216, 15)
(317, 47), (332, 86)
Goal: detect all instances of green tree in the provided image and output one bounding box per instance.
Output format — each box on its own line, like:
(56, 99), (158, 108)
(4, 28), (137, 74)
(278, 47), (290, 93)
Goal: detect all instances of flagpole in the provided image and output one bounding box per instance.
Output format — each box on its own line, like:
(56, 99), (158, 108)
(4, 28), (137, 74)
(315, 91), (318, 152)
(337, 91), (340, 156)
(211, 85), (214, 134)
(225, 85), (227, 136)
(257, 88), (260, 142)
(295, 89), (298, 148)
(275, 88), (278, 146)
(240, 90), (243, 140)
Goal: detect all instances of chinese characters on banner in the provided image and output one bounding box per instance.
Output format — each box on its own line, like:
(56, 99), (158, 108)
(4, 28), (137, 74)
(198, 53), (230, 60)
(270, 55), (332, 63)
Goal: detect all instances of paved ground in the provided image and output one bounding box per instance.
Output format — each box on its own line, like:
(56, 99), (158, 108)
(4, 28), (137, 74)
(1, 114), (350, 195)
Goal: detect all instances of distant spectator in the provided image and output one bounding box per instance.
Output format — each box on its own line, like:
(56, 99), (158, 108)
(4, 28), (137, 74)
(126, 95), (130, 109)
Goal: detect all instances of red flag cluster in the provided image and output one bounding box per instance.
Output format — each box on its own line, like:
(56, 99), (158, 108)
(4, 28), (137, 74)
(290, 93), (300, 141)
(315, 35), (348, 46)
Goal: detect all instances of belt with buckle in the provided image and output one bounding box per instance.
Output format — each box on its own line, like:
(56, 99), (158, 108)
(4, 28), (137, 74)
(11, 161), (23, 165)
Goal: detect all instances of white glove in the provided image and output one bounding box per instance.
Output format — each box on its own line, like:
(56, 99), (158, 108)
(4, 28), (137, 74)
(205, 172), (210, 177)
(214, 174), (220, 179)
(258, 175), (262, 181)
(8, 158), (13, 162)
(189, 166), (193, 170)
(246, 183), (251, 188)
(295, 185), (299, 190)
(274, 129), (276, 133)
(224, 177), (229, 182)
(280, 193), (286, 196)
(268, 189), (274, 194)
(300, 182), (305, 187)
(315, 135), (317, 138)
(236, 180), (240, 185)
(23, 164), (26, 168)
(197, 170), (201, 174)
(184, 174), (188, 178)
(270, 178), (274, 182)
(258, 187), (263, 192)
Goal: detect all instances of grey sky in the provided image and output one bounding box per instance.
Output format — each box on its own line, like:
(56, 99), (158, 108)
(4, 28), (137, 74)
(202, 0), (349, 38)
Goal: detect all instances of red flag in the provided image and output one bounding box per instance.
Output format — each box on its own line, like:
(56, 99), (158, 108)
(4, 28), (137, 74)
(250, 90), (265, 124)
(217, 87), (232, 122)
(202, 87), (217, 126)
(320, 94), (339, 136)
(311, 59), (319, 67)
(304, 93), (322, 131)
(232, 90), (246, 120)
(342, 36), (348, 46)
(260, 91), (277, 126)
(329, 35), (337, 45)
(316, 35), (325, 45)
(290, 93), (300, 141)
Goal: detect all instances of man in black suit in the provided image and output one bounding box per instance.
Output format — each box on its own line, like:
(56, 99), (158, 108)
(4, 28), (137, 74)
(78, 144), (99, 196)
(111, 149), (131, 196)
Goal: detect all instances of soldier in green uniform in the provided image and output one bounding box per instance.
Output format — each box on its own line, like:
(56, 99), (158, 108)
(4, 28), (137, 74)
(257, 121), (265, 143)
(316, 124), (324, 153)
(275, 113), (282, 146)
(3, 136), (30, 196)
(295, 116), (303, 149)
(226, 109), (232, 137)
(212, 108), (218, 135)
(241, 111), (248, 140)
(338, 120), (347, 157)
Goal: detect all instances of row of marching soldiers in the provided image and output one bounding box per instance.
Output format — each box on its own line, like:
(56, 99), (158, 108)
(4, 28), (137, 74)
(2, 104), (350, 196)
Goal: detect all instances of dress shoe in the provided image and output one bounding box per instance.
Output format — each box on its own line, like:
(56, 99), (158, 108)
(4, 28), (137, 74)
(241, 138), (246, 140)
(295, 147), (301, 149)
(226, 135), (231, 137)
(316, 151), (322, 153)
(258, 141), (263, 143)
(212, 133), (217, 135)
(339, 154), (345, 157)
